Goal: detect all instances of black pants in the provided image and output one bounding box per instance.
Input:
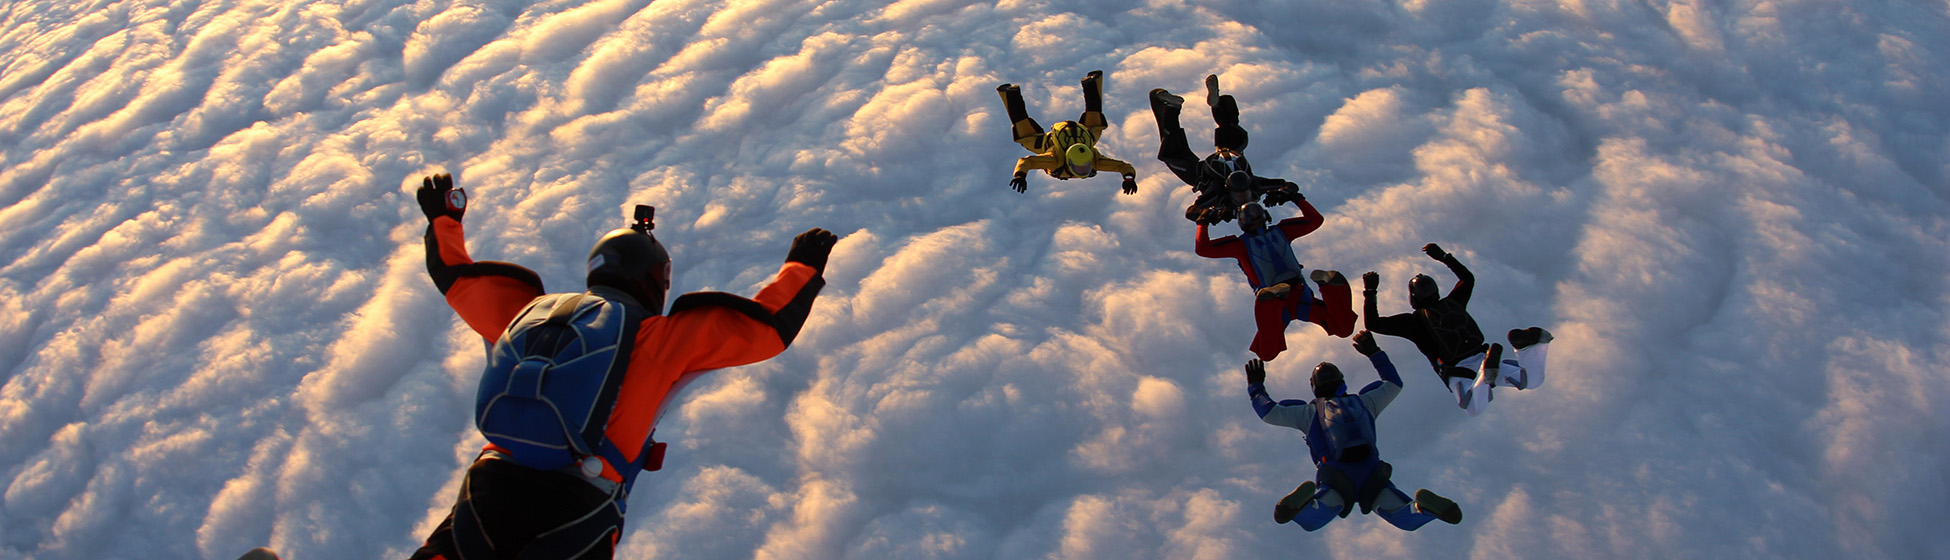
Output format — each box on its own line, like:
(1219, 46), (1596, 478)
(1157, 94), (1250, 189)
(410, 456), (620, 560)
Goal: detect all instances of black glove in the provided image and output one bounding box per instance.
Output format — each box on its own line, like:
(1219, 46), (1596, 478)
(1263, 182), (1302, 206)
(1245, 359), (1266, 386)
(1010, 174), (1027, 194)
(416, 173), (465, 221)
(1362, 271), (1379, 292)
(1121, 177), (1138, 195)
(1198, 205), (1233, 224)
(1352, 331), (1380, 357)
(1423, 243), (1449, 261)
(787, 228), (839, 274)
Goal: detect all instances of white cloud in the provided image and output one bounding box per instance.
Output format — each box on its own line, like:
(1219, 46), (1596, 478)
(1, 0), (1947, 558)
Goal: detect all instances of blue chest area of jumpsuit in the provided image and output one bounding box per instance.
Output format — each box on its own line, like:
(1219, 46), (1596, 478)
(1306, 396), (1378, 465)
(1241, 228), (1303, 289)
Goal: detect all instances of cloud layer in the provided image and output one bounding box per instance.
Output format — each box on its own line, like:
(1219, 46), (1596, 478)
(1, 0), (1947, 558)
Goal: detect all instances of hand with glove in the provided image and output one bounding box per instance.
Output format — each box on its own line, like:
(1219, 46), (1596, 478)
(1262, 182), (1302, 206)
(1362, 271), (1379, 292)
(1245, 359), (1266, 386)
(1352, 331), (1380, 357)
(416, 173), (466, 221)
(1422, 243), (1449, 262)
(1121, 176), (1138, 195)
(786, 228), (840, 275)
(1010, 174), (1028, 194)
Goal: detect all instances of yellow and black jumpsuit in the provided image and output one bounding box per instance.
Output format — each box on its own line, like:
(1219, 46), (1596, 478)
(1000, 72), (1137, 184)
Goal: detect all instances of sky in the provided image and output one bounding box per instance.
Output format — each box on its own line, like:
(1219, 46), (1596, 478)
(0, 0), (1947, 558)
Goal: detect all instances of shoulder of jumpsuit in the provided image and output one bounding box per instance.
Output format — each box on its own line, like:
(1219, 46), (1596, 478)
(663, 291), (778, 326)
(452, 261), (545, 292)
(1275, 214), (1322, 241)
(1016, 154), (1062, 172)
(441, 262), (546, 335)
(1440, 281), (1474, 308)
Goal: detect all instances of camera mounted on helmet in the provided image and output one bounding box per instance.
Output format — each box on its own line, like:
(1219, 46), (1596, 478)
(632, 204), (655, 233)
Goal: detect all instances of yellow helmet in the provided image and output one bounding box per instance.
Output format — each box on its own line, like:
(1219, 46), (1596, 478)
(1064, 143), (1095, 175)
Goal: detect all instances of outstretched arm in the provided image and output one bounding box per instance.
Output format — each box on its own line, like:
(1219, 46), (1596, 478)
(1014, 154), (1060, 177)
(1095, 156), (1137, 179)
(1194, 222), (1243, 260)
(1351, 331), (1404, 416)
(1360, 271), (1415, 337)
(1275, 198), (1324, 240)
(1247, 359), (1316, 429)
(1424, 243), (1473, 306)
(656, 229), (836, 371)
(417, 174), (544, 343)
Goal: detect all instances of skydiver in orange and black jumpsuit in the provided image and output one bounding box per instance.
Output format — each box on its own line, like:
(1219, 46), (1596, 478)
(406, 174), (836, 560)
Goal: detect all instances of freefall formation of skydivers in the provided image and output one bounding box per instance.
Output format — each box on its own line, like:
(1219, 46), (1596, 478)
(308, 70), (1557, 560)
(998, 71), (1555, 533)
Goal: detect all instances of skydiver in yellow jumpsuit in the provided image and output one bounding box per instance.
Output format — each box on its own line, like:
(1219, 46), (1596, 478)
(996, 70), (1139, 195)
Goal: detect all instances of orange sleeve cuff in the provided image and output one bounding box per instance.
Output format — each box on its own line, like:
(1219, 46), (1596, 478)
(752, 262), (818, 312)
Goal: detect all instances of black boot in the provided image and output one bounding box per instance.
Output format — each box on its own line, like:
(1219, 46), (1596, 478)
(1274, 481), (1316, 524)
(1082, 70), (1104, 113)
(1508, 327), (1553, 350)
(1309, 269), (1347, 287)
(1211, 94), (1247, 152)
(1413, 489), (1463, 524)
(1256, 282), (1293, 301)
(1150, 88), (1183, 130)
(997, 83), (1029, 123)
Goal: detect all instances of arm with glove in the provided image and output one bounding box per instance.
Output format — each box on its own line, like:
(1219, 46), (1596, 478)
(660, 228), (837, 369)
(1423, 243), (1473, 306)
(1247, 359), (1316, 429)
(1352, 330), (1405, 416)
(416, 173), (545, 342)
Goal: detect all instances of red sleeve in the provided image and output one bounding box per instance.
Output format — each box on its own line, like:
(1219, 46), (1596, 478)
(1194, 222), (1245, 260)
(426, 217), (544, 343)
(597, 262), (824, 476)
(652, 262), (821, 372)
(1276, 199), (1323, 240)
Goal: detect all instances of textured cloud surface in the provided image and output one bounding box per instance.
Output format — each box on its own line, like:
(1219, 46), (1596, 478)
(2, 0), (1947, 558)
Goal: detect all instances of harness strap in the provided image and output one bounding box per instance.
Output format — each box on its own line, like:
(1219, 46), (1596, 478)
(580, 296), (636, 462)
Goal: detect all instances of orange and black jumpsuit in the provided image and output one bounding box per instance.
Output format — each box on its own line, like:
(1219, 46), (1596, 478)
(410, 216), (822, 560)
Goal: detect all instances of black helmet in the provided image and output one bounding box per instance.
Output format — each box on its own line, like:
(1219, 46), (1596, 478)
(1310, 362), (1345, 398)
(1239, 201), (1271, 233)
(586, 206), (671, 314)
(1225, 170), (1252, 193)
(1408, 274), (1439, 309)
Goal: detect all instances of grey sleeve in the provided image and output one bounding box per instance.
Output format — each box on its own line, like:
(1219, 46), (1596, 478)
(1360, 380), (1402, 417)
(1259, 400), (1317, 430)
